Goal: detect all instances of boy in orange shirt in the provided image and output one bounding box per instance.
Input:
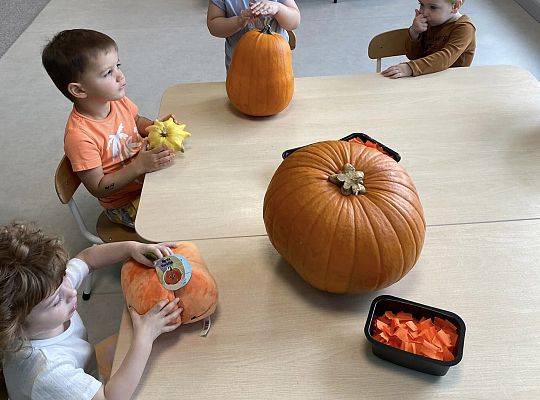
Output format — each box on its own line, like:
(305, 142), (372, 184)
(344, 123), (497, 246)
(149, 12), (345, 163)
(382, 0), (475, 78)
(42, 29), (175, 228)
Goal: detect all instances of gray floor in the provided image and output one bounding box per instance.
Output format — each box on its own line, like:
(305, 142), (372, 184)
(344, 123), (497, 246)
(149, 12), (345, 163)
(0, 0), (539, 345)
(0, 0), (51, 57)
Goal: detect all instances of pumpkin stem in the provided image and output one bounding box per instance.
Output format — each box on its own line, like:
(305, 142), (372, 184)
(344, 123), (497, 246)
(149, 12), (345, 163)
(261, 18), (272, 34)
(328, 163), (366, 195)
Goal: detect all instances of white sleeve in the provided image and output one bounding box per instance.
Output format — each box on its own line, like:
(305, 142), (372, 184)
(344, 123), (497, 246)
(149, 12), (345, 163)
(65, 258), (90, 290)
(31, 360), (102, 400)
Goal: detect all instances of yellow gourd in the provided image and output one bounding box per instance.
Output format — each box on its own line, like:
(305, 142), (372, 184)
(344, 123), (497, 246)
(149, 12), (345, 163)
(146, 118), (191, 152)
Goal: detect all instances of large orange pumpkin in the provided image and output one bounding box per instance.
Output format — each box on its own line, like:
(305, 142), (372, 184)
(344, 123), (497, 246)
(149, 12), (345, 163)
(226, 25), (294, 116)
(121, 242), (218, 324)
(263, 141), (426, 294)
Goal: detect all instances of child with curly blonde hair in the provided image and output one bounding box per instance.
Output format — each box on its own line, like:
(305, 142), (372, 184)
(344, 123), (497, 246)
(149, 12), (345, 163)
(0, 222), (182, 400)
(382, 0), (475, 78)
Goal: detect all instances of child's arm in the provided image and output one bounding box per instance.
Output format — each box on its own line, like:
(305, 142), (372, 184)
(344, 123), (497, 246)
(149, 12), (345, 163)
(405, 22), (475, 76)
(76, 241), (176, 269)
(92, 299), (183, 400)
(405, 9), (427, 60)
(250, 1), (300, 31)
(207, 2), (251, 38)
(76, 142), (174, 198)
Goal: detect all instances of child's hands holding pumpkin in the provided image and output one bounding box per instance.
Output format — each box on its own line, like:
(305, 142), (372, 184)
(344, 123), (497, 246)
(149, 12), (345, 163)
(134, 138), (175, 173)
(381, 63), (413, 79)
(130, 242), (177, 267)
(129, 298), (183, 344)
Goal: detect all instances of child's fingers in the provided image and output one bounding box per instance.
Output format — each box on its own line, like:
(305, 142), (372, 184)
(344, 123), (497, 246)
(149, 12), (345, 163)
(161, 322), (182, 333)
(159, 298), (181, 316)
(151, 299), (170, 314)
(164, 307), (183, 323)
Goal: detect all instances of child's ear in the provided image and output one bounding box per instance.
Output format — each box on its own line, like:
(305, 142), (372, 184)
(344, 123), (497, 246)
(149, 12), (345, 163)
(452, 0), (463, 13)
(67, 82), (87, 99)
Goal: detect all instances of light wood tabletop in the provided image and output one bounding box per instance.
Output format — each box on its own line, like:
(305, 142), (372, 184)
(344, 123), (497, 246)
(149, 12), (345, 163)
(135, 65), (540, 243)
(113, 220), (540, 399)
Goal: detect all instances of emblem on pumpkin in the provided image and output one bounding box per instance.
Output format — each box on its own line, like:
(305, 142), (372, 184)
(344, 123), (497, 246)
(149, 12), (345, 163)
(121, 242), (218, 324)
(146, 117), (191, 152)
(226, 24), (294, 117)
(263, 140), (426, 294)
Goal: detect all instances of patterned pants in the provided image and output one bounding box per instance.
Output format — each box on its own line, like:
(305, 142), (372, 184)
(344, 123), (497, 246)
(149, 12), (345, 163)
(104, 197), (140, 228)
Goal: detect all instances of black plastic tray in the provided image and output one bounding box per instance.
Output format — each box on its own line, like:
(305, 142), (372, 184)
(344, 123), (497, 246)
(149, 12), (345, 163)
(364, 294), (466, 376)
(281, 132), (401, 162)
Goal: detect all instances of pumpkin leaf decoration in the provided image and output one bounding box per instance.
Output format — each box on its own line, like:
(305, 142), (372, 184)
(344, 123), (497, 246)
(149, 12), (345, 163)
(329, 163), (366, 195)
(146, 117), (191, 153)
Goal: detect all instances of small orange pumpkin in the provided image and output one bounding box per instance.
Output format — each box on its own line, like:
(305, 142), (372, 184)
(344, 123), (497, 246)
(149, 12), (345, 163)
(226, 25), (294, 116)
(263, 141), (426, 294)
(121, 242), (218, 324)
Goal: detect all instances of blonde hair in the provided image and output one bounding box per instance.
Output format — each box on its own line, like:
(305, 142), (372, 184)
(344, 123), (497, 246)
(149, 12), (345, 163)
(0, 222), (68, 355)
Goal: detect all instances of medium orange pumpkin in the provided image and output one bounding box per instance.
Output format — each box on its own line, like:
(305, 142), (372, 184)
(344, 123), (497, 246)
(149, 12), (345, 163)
(263, 141), (426, 294)
(121, 242), (218, 324)
(226, 26), (294, 116)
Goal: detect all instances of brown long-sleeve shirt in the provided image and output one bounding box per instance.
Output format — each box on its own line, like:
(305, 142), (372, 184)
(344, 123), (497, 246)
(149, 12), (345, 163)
(405, 15), (476, 76)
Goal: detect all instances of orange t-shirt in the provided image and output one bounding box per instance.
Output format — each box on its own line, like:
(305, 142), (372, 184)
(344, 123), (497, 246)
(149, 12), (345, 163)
(64, 96), (144, 209)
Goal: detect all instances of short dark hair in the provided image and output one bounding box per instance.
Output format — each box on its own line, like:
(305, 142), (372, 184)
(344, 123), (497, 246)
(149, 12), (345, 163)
(42, 29), (117, 102)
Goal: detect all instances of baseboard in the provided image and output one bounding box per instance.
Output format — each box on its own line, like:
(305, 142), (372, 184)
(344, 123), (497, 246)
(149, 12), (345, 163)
(514, 0), (540, 21)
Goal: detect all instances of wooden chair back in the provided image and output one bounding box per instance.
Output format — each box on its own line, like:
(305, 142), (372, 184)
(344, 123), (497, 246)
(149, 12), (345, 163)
(287, 30), (296, 51)
(368, 28), (409, 72)
(55, 155), (81, 204)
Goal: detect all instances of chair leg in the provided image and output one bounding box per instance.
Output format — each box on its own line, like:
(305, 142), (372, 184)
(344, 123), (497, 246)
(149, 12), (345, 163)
(377, 59), (382, 73)
(82, 272), (92, 300)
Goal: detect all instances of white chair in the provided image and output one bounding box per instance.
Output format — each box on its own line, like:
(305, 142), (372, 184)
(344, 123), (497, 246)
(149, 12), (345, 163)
(54, 156), (141, 300)
(368, 28), (409, 73)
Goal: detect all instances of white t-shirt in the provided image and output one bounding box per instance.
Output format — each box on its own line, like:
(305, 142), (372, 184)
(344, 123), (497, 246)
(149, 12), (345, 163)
(2, 258), (102, 400)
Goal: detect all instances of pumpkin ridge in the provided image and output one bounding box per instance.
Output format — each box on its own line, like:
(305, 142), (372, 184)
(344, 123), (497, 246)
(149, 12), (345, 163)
(355, 195), (384, 291)
(282, 185), (338, 266)
(362, 194), (407, 281)
(264, 172), (326, 219)
(368, 183), (425, 223)
(368, 191), (425, 263)
(295, 146), (339, 170)
(347, 195), (363, 292)
(321, 194), (346, 292)
(295, 187), (342, 287)
(372, 191), (426, 270)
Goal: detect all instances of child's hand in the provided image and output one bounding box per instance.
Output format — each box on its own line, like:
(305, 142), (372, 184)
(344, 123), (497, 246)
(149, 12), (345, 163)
(135, 138), (175, 173)
(130, 242), (177, 267)
(129, 298), (183, 344)
(411, 9), (428, 36)
(250, 1), (280, 18)
(381, 63), (413, 79)
(159, 113), (178, 124)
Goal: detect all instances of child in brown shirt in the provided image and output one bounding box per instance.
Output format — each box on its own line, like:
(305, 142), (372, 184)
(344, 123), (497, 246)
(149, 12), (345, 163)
(382, 0), (475, 78)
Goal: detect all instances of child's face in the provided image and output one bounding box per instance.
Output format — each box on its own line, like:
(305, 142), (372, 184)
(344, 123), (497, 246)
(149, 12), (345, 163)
(77, 47), (126, 103)
(24, 274), (78, 338)
(417, 0), (459, 26)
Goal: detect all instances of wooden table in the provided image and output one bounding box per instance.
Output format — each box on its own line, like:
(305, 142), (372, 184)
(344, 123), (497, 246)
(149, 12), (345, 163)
(113, 66), (540, 398)
(134, 65), (540, 243)
(113, 220), (540, 399)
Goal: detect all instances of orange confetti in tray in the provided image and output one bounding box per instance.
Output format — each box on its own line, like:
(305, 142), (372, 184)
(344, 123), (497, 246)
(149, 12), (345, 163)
(364, 295), (466, 376)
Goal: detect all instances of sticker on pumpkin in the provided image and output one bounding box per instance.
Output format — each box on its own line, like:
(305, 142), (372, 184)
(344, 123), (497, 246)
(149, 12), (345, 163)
(154, 254), (192, 291)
